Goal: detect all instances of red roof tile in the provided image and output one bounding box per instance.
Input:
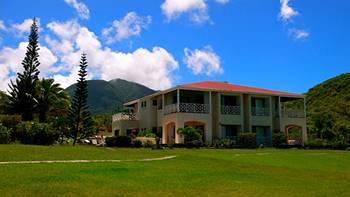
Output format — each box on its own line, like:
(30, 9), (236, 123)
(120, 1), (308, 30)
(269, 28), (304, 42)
(179, 81), (303, 97)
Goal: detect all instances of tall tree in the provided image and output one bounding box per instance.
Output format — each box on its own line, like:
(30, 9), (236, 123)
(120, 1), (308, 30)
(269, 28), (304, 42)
(69, 54), (95, 146)
(0, 91), (9, 114)
(8, 18), (40, 121)
(35, 78), (70, 122)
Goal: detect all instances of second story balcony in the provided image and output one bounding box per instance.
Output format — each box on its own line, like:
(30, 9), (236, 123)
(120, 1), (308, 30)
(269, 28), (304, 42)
(164, 103), (209, 115)
(221, 105), (241, 115)
(281, 109), (305, 118)
(251, 107), (270, 116)
(112, 112), (138, 122)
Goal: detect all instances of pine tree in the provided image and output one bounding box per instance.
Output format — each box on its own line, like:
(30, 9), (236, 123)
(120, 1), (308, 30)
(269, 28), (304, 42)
(69, 54), (95, 146)
(8, 18), (40, 121)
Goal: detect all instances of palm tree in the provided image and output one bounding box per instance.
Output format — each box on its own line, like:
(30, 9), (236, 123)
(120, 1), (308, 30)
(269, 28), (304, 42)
(35, 78), (70, 122)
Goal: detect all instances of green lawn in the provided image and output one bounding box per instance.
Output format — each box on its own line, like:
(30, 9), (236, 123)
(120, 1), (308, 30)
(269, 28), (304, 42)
(0, 145), (349, 196)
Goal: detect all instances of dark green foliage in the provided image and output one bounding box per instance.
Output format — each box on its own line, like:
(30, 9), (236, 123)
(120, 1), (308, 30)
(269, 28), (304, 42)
(138, 129), (155, 137)
(49, 116), (71, 144)
(35, 78), (70, 122)
(177, 127), (203, 148)
(239, 133), (257, 148)
(105, 136), (118, 147)
(305, 73), (350, 145)
(0, 115), (21, 129)
(272, 132), (287, 147)
(0, 91), (9, 114)
(68, 54), (96, 146)
(0, 124), (11, 144)
(15, 122), (58, 145)
(8, 18), (40, 121)
(143, 140), (154, 148)
(105, 136), (132, 147)
(133, 139), (142, 148)
(65, 79), (155, 114)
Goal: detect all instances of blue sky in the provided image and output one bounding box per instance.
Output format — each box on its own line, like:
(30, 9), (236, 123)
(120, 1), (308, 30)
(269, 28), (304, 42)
(0, 0), (349, 93)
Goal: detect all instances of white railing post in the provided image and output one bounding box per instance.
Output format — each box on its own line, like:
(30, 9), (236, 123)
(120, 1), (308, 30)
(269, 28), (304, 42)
(177, 89), (180, 113)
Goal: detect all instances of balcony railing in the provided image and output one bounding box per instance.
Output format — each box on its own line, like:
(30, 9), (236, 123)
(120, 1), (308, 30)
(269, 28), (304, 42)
(164, 103), (209, 114)
(281, 109), (305, 118)
(221, 105), (241, 115)
(164, 104), (177, 114)
(112, 112), (138, 122)
(251, 107), (270, 116)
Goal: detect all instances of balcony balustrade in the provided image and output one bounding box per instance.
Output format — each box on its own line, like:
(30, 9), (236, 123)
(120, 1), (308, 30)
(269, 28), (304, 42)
(164, 103), (209, 114)
(281, 109), (305, 118)
(221, 105), (241, 115)
(112, 112), (138, 122)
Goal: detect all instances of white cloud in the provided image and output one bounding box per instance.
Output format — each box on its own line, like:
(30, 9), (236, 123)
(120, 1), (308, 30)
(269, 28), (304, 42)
(289, 29), (310, 40)
(102, 12), (151, 43)
(279, 0), (299, 22)
(0, 19), (179, 91)
(45, 20), (179, 90)
(11, 18), (41, 36)
(0, 20), (6, 31)
(184, 46), (223, 76)
(215, 0), (229, 5)
(0, 42), (58, 90)
(64, 0), (90, 20)
(161, 0), (209, 24)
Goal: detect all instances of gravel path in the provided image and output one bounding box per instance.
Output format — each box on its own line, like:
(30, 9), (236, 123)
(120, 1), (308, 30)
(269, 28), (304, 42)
(0, 155), (177, 165)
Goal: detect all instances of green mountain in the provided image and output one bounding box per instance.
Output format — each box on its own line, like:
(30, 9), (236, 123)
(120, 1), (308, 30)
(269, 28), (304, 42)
(306, 73), (350, 114)
(304, 73), (350, 140)
(66, 79), (155, 114)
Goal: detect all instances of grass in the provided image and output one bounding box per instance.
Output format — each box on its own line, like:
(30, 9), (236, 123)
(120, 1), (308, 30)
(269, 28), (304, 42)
(0, 145), (349, 196)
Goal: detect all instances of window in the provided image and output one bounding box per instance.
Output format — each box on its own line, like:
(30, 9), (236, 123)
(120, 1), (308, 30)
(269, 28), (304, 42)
(141, 101), (147, 108)
(221, 95), (238, 106)
(114, 130), (120, 136)
(152, 100), (157, 106)
(252, 98), (265, 108)
(221, 125), (239, 138)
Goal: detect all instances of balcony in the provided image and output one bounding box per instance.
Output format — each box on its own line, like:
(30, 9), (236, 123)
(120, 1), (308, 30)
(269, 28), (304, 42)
(281, 109), (305, 118)
(221, 105), (241, 115)
(112, 112), (138, 122)
(251, 107), (270, 116)
(164, 103), (209, 115)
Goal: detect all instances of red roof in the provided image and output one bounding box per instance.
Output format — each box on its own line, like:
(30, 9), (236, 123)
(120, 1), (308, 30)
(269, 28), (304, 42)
(179, 81), (303, 97)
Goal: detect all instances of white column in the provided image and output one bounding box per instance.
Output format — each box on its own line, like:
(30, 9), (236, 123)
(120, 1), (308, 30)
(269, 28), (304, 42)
(278, 96), (282, 132)
(303, 97), (308, 144)
(278, 96), (282, 118)
(162, 123), (167, 144)
(177, 89), (180, 112)
(240, 94), (244, 132)
(162, 94), (165, 115)
(303, 97), (307, 118)
(209, 91), (212, 114)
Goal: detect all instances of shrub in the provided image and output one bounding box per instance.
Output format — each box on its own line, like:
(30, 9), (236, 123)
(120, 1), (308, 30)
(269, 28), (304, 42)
(305, 138), (328, 149)
(133, 139), (142, 148)
(105, 136), (118, 147)
(138, 129), (155, 138)
(0, 124), (11, 144)
(272, 132), (287, 147)
(143, 140), (154, 148)
(239, 133), (256, 148)
(177, 126), (203, 148)
(106, 136), (132, 147)
(15, 122), (58, 145)
(0, 115), (21, 129)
